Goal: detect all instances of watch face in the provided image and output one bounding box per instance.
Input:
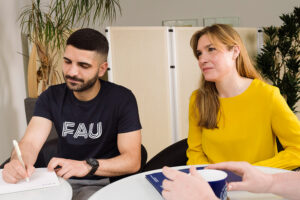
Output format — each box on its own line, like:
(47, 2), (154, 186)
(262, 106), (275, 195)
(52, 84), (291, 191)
(87, 158), (99, 167)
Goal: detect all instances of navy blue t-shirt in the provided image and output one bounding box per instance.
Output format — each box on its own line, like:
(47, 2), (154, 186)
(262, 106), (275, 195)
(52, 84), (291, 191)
(34, 79), (142, 161)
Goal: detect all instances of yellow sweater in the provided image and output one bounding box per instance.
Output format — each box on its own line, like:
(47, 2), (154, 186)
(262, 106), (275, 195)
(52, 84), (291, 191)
(187, 79), (300, 170)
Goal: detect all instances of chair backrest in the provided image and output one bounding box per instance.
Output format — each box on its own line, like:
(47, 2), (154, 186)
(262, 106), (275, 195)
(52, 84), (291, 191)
(142, 138), (188, 172)
(24, 98), (58, 141)
(142, 137), (284, 172)
(276, 137), (284, 152)
(0, 138), (58, 169)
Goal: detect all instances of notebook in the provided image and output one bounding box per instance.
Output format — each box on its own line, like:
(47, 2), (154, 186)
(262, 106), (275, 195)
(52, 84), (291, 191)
(145, 166), (242, 195)
(0, 168), (59, 194)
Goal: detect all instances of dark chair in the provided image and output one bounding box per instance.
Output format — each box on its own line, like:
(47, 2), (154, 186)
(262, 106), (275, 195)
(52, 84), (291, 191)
(142, 138), (188, 172)
(25, 98), (57, 141)
(0, 138), (58, 169)
(141, 137), (296, 172)
(276, 137), (284, 152)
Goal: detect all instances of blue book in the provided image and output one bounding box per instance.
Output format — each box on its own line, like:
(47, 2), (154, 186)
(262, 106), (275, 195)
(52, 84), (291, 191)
(145, 166), (242, 195)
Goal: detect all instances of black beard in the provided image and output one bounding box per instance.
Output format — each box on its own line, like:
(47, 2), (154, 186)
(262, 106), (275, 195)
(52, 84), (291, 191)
(64, 74), (98, 92)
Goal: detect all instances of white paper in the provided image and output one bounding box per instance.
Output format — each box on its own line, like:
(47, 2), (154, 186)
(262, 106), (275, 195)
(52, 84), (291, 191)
(0, 168), (59, 194)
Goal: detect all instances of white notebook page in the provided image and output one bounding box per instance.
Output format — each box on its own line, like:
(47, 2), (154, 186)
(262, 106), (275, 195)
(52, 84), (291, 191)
(0, 168), (59, 194)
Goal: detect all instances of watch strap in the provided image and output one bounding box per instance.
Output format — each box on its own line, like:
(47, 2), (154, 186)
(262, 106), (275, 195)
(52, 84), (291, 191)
(86, 158), (99, 176)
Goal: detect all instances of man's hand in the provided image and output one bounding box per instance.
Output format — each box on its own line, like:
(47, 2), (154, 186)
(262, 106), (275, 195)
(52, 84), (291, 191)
(48, 157), (91, 179)
(207, 161), (273, 193)
(2, 159), (35, 184)
(162, 166), (219, 200)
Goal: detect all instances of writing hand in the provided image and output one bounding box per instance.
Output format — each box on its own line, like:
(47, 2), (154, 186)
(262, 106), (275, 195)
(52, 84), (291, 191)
(2, 159), (35, 183)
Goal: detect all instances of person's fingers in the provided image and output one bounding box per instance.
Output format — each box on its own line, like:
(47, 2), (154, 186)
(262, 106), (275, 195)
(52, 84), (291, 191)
(26, 165), (35, 177)
(47, 158), (57, 171)
(190, 166), (201, 178)
(6, 166), (23, 180)
(48, 157), (64, 171)
(162, 179), (173, 191)
(190, 166), (197, 174)
(11, 162), (27, 179)
(162, 166), (181, 181)
(56, 165), (70, 177)
(12, 171), (23, 180)
(3, 163), (23, 181)
(2, 171), (18, 184)
(206, 162), (248, 176)
(227, 181), (249, 191)
(190, 166), (204, 180)
(162, 190), (171, 200)
(62, 170), (74, 180)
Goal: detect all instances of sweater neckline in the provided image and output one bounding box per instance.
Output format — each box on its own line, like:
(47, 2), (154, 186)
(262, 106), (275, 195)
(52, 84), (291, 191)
(219, 79), (257, 101)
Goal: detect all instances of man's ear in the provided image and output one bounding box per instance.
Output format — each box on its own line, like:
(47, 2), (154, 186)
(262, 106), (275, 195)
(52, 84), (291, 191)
(232, 45), (240, 60)
(98, 62), (108, 77)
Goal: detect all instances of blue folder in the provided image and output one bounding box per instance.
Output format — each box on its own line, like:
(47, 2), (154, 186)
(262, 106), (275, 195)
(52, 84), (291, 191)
(145, 166), (242, 195)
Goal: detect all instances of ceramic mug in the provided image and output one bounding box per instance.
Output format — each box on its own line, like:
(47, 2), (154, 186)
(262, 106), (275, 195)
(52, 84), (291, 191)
(197, 169), (228, 200)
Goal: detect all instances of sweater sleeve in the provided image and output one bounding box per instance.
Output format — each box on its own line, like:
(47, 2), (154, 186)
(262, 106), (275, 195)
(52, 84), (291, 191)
(254, 88), (300, 170)
(186, 92), (209, 165)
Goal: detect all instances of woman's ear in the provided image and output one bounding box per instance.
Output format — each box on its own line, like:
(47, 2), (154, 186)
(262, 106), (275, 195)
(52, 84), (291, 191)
(232, 45), (240, 60)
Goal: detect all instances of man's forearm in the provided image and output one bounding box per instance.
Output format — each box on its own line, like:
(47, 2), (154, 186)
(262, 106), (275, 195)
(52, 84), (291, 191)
(10, 117), (52, 166)
(11, 141), (39, 166)
(94, 153), (141, 177)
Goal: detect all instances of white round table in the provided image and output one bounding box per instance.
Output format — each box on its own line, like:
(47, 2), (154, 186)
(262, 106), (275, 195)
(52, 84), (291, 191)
(89, 165), (289, 200)
(0, 177), (72, 200)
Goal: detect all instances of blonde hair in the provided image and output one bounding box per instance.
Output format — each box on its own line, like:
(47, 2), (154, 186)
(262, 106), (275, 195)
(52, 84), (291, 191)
(190, 24), (262, 129)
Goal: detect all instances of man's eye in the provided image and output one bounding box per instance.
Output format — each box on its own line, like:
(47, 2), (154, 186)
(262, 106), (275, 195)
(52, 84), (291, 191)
(80, 64), (89, 69)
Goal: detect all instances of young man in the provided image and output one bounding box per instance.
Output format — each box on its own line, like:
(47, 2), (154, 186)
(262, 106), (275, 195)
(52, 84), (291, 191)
(2, 28), (142, 199)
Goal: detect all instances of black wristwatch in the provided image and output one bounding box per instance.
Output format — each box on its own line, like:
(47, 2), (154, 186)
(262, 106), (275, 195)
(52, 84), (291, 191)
(85, 158), (99, 176)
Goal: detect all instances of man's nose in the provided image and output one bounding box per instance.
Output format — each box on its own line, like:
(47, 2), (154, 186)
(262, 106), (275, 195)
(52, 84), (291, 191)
(67, 65), (79, 76)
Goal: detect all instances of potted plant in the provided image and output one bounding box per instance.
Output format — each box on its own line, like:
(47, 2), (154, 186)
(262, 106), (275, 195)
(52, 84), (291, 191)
(256, 6), (300, 113)
(19, 0), (121, 98)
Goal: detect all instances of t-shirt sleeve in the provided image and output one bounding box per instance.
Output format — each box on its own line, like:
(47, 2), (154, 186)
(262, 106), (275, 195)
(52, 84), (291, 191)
(117, 90), (142, 134)
(33, 88), (53, 121)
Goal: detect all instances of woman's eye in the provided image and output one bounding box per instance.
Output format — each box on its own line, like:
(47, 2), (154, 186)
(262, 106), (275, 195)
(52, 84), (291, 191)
(196, 51), (202, 57)
(208, 47), (216, 52)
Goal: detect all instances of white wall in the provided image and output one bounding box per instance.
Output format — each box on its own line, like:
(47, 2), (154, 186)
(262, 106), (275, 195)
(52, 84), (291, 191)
(101, 0), (299, 28)
(0, 0), (298, 163)
(0, 0), (29, 162)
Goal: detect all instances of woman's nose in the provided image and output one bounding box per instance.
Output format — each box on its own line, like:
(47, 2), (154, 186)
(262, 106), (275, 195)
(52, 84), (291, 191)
(198, 54), (208, 66)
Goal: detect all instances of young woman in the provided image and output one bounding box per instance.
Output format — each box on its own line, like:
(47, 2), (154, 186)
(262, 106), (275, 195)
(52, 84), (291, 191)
(187, 24), (300, 170)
